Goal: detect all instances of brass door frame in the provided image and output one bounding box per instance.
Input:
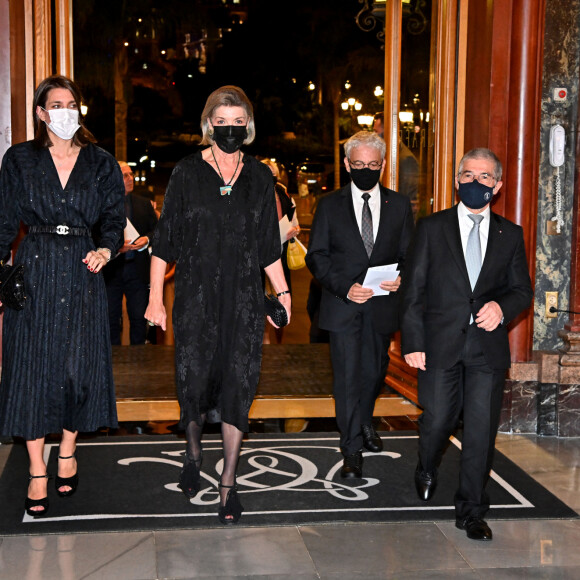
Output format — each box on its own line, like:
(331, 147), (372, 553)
(381, 0), (469, 400)
(382, 0), (468, 212)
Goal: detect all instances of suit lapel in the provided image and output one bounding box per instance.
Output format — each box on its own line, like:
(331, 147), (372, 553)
(477, 212), (502, 286)
(371, 187), (390, 258)
(443, 205), (471, 288)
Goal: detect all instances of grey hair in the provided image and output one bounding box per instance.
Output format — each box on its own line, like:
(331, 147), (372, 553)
(344, 131), (386, 160)
(458, 148), (503, 180)
(200, 85), (255, 146)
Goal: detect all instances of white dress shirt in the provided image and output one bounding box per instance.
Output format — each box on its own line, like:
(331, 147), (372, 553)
(351, 182), (381, 241)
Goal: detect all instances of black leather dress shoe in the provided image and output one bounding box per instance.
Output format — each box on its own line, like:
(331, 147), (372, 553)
(414, 463), (437, 501)
(341, 451), (363, 478)
(455, 516), (493, 541)
(361, 424), (383, 452)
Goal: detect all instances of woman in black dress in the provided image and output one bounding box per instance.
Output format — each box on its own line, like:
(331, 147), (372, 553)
(145, 85), (291, 525)
(0, 76), (125, 517)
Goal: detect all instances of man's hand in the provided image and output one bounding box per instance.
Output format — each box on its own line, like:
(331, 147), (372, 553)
(119, 236), (149, 253)
(379, 275), (401, 293)
(404, 352), (426, 371)
(475, 300), (503, 331)
(347, 283), (374, 304)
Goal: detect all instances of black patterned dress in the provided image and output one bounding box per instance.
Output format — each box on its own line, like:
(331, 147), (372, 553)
(152, 151), (281, 432)
(0, 141), (125, 440)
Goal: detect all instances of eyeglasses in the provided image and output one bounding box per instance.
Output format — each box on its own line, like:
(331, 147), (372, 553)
(348, 160), (382, 170)
(122, 172), (134, 179)
(458, 171), (496, 185)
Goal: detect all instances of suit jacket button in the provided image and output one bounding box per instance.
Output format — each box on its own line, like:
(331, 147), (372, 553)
(461, 328), (467, 334)
(469, 298), (475, 303)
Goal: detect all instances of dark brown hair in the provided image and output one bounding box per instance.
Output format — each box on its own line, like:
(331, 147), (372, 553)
(33, 75), (96, 148)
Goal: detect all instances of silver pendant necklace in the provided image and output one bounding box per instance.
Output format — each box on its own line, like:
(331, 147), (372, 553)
(211, 147), (242, 196)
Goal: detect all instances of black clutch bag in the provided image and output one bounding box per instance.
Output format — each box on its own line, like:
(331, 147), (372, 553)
(0, 262), (26, 310)
(264, 293), (288, 327)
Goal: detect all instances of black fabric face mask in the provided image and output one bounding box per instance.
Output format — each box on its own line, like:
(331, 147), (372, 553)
(349, 167), (381, 192)
(457, 180), (494, 210)
(212, 125), (248, 154)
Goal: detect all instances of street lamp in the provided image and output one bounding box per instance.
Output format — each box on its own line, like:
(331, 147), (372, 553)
(341, 98), (362, 112)
(357, 114), (374, 130)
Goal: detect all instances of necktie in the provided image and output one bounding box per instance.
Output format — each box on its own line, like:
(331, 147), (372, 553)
(361, 193), (373, 258)
(466, 214), (484, 289)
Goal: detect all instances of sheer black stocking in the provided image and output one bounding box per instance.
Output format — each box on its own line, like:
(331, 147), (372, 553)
(178, 416), (206, 498)
(219, 422), (243, 507)
(184, 415), (205, 462)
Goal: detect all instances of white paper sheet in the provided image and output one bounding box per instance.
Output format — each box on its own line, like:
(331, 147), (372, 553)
(124, 218), (140, 244)
(279, 215), (292, 246)
(362, 263), (399, 296)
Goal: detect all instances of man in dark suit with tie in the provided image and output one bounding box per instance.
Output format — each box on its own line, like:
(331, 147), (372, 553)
(306, 131), (414, 478)
(104, 161), (158, 345)
(401, 148), (533, 541)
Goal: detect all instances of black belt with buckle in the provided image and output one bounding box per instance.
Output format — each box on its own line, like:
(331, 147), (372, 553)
(28, 225), (90, 236)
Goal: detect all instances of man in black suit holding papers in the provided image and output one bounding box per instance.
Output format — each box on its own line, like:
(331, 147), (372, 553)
(104, 161), (158, 345)
(306, 131), (414, 478)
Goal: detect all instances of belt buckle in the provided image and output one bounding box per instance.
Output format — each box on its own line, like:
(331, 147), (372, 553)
(56, 225), (69, 235)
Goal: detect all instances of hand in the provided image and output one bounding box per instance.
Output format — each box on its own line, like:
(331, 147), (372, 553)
(285, 226), (300, 242)
(475, 301), (503, 332)
(82, 249), (109, 274)
(404, 352), (426, 371)
(144, 301), (167, 331)
(347, 283), (373, 304)
(379, 275), (401, 293)
(119, 236), (148, 253)
(267, 293), (291, 328)
(130, 236), (149, 251)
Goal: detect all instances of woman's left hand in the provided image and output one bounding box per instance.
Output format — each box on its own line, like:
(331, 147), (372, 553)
(267, 293), (291, 328)
(82, 249), (110, 274)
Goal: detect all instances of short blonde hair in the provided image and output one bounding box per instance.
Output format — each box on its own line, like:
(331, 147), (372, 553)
(200, 85), (255, 146)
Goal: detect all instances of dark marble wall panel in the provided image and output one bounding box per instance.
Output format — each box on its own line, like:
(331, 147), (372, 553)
(534, 0), (580, 350)
(558, 383), (580, 436)
(538, 382), (559, 436)
(499, 380), (539, 434)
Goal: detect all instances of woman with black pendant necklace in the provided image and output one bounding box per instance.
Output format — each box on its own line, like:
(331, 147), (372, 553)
(145, 85), (290, 525)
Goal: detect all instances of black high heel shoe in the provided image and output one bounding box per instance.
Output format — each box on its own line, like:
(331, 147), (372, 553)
(178, 454), (202, 498)
(25, 474), (50, 517)
(218, 479), (243, 525)
(55, 454), (78, 498)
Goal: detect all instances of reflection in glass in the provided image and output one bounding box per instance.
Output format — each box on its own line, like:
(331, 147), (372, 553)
(400, 0), (433, 220)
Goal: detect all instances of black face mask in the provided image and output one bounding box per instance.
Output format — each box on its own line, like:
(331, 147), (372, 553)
(457, 180), (494, 210)
(212, 125), (248, 154)
(349, 167), (381, 192)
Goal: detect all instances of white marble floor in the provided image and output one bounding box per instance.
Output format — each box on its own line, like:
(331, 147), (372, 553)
(0, 433), (578, 580)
